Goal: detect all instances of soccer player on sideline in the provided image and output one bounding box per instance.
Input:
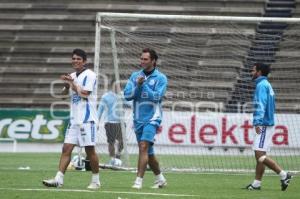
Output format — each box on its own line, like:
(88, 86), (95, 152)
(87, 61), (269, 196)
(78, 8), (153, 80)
(42, 49), (100, 190)
(246, 63), (292, 191)
(124, 48), (167, 189)
(97, 81), (126, 165)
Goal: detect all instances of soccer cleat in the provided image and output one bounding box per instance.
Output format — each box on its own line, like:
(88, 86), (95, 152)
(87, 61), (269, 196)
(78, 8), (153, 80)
(281, 172), (292, 191)
(132, 182), (142, 189)
(87, 182), (101, 190)
(151, 179), (167, 189)
(245, 184), (261, 190)
(42, 179), (63, 188)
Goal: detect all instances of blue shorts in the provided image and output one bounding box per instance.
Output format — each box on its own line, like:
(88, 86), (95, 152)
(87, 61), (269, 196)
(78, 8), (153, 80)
(135, 123), (158, 155)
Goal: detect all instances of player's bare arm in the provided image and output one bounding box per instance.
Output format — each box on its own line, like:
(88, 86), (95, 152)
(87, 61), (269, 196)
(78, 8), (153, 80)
(60, 74), (71, 96)
(60, 74), (90, 98)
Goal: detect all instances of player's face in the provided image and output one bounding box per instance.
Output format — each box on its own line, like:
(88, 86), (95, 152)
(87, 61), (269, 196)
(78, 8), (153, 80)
(251, 65), (260, 80)
(72, 54), (86, 71)
(140, 52), (155, 71)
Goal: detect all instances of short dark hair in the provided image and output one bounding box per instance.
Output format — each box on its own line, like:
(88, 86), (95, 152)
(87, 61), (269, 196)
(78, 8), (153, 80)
(142, 48), (158, 66)
(255, 63), (270, 77)
(72, 48), (87, 61)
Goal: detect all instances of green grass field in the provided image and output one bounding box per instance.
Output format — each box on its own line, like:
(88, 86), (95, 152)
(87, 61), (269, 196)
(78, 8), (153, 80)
(0, 153), (299, 199)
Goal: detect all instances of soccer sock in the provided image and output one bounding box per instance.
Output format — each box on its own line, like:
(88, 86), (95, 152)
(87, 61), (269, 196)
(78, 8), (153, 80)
(279, 170), (287, 180)
(92, 173), (100, 184)
(252, 180), (261, 187)
(135, 177), (143, 185)
(156, 173), (166, 182)
(55, 171), (64, 184)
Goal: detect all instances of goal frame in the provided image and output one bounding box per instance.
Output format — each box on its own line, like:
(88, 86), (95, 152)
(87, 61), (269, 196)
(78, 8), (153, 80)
(93, 12), (300, 172)
(94, 12), (300, 90)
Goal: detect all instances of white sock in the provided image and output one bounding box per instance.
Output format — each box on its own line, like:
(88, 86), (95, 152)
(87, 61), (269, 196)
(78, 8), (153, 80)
(55, 171), (64, 184)
(135, 177), (143, 185)
(252, 180), (261, 187)
(92, 173), (100, 184)
(156, 173), (166, 182)
(279, 170), (287, 180)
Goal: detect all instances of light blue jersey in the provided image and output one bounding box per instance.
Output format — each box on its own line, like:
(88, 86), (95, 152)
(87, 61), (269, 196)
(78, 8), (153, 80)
(124, 69), (168, 129)
(97, 91), (121, 123)
(253, 76), (275, 126)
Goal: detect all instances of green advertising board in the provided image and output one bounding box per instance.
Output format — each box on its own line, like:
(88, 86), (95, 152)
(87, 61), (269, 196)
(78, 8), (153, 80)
(0, 108), (69, 142)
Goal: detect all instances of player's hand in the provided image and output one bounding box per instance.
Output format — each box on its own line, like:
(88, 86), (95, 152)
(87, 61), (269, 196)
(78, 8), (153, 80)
(60, 74), (73, 82)
(255, 126), (261, 134)
(137, 76), (145, 86)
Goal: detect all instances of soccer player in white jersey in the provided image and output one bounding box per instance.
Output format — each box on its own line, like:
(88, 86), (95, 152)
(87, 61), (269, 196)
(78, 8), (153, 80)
(43, 49), (100, 190)
(246, 63), (292, 191)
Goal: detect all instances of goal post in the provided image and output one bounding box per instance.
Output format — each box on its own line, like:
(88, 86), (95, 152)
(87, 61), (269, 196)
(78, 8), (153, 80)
(94, 12), (300, 173)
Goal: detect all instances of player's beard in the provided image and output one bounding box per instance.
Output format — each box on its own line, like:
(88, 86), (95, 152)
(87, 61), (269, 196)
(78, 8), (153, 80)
(252, 73), (258, 81)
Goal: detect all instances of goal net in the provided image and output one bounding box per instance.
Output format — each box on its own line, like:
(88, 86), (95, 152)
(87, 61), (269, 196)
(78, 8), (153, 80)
(94, 13), (300, 173)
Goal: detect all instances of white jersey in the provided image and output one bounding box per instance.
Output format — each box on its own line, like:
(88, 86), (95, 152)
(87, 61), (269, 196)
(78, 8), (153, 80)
(69, 69), (98, 125)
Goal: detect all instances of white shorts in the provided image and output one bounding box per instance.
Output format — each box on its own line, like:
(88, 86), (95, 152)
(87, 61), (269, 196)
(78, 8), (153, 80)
(252, 126), (274, 152)
(64, 122), (96, 147)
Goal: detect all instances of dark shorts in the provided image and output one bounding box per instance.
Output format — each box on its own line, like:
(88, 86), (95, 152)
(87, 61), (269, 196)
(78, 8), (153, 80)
(104, 122), (123, 144)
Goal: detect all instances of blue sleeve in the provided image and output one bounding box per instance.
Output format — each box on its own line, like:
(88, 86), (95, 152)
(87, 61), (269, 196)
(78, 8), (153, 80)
(124, 73), (142, 101)
(143, 75), (167, 103)
(121, 95), (133, 108)
(253, 85), (267, 125)
(97, 98), (106, 120)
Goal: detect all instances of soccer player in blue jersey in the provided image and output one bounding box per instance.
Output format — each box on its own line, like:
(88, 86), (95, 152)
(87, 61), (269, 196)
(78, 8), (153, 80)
(246, 63), (292, 191)
(43, 49), (100, 190)
(98, 81), (125, 165)
(124, 48), (167, 189)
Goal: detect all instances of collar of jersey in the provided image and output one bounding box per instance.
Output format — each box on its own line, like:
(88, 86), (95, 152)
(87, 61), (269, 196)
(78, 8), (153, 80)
(76, 68), (87, 77)
(141, 68), (158, 77)
(255, 76), (267, 85)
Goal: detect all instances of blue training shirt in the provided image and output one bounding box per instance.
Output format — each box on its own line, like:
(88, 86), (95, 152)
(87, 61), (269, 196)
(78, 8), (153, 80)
(124, 69), (167, 128)
(97, 91), (121, 123)
(253, 76), (275, 126)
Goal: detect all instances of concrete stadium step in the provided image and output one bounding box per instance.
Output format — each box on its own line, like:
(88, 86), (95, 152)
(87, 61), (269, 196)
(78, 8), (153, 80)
(276, 95), (300, 102)
(271, 62), (300, 69)
(0, 3), (31, 10)
(0, 25), (94, 36)
(266, 1), (295, 8)
(256, 28), (284, 35)
(276, 50), (300, 58)
(0, 1), (265, 16)
(263, 10), (293, 17)
(249, 46), (278, 51)
(0, 97), (63, 108)
(271, 81), (300, 89)
(276, 102), (300, 113)
(252, 40), (279, 46)
(0, 76), (55, 84)
(0, 87), (60, 95)
(248, 50), (276, 57)
(170, 79), (234, 90)
(258, 22), (288, 30)
(0, 66), (71, 74)
(165, 89), (229, 101)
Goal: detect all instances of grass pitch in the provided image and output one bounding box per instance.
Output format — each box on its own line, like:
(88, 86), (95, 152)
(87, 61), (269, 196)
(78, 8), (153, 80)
(0, 153), (298, 199)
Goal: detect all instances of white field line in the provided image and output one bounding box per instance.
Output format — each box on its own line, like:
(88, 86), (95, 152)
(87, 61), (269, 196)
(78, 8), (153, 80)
(0, 187), (199, 197)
